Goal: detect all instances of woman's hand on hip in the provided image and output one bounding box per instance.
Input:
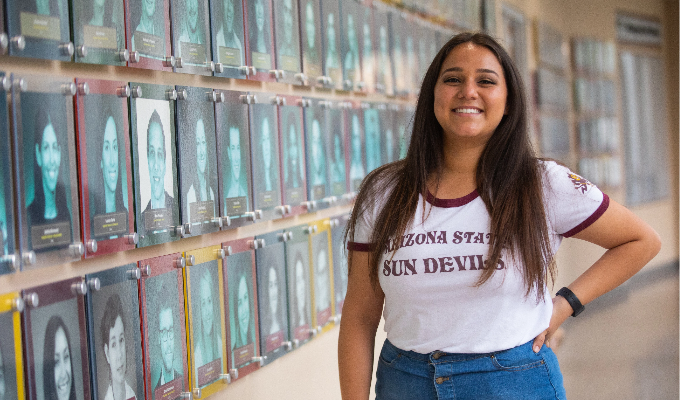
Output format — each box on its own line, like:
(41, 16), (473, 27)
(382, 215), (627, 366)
(532, 295), (572, 353)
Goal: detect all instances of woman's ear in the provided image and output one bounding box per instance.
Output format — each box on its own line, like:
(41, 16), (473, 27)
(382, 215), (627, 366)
(35, 144), (42, 167)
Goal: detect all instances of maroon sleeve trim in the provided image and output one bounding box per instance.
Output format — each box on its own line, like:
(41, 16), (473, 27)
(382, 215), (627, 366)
(563, 194), (610, 238)
(347, 242), (373, 252)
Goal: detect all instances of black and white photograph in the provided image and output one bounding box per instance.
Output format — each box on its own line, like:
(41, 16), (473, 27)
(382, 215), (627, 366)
(326, 107), (346, 197)
(226, 251), (258, 368)
(373, 8), (393, 95)
(299, 0), (322, 83)
(320, 0), (342, 89)
(279, 103), (305, 207)
(341, 0), (361, 91)
(247, 0), (273, 71)
(330, 215), (348, 315)
(210, 0), (246, 78)
(273, 0), (301, 80)
(72, 0), (126, 65)
(363, 107), (381, 173)
(85, 265), (144, 400)
(249, 102), (282, 217)
(311, 230), (331, 328)
(171, 0), (211, 74)
(284, 226), (312, 344)
(5, 0), (72, 60)
(388, 10), (406, 96)
(348, 108), (365, 192)
(304, 106), (327, 202)
(176, 86), (218, 236)
(127, 0), (168, 65)
(255, 231), (289, 364)
(359, 5), (375, 92)
(216, 93), (252, 223)
(0, 311), (19, 400)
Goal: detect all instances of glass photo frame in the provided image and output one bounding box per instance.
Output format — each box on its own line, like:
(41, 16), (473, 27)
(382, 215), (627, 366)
(129, 83), (181, 247)
(12, 75), (82, 270)
(125, 0), (173, 70)
(380, 104), (397, 165)
(5, 0), (73, 60)
(347, 103), (366, 193)
(84, 264), (144, 400)
(222, 237), (261, 380)
(363, 104), (382, 174)
(272, 0), (302, 84)
(325, 102), (348, 200)
(330, 214), (349, 317)
(215, 90), (253, 229)
(71, 0), (127, 65)
(303, 99), (330, 207)
(388, 9), (406, 96)
(0, 72), (18, 274)
(299, 0), (323, 86)
(319, 0), (343, 89)
(21, 278), (91, 400)
(0, 292), (26, 400)
(245, 0), (276, 81)
(277, 95), (308, 216)
(184, 246), (228, 396)
(309, 219), (334, 335)
(358, 4), (374, 93)
(284, 224), (314, 347)
(340, 0), (362, 91)
(536, 21), (566, 71)
(176, 86), (220, 237)
(139, 253), (189, 400)
(210, 0), (248, 79)
(255, 230), (292, 365)
(75, 78), (136, 258)
(170, 0), (213, 75)
(249, 94), (283, 221)
(372, 7), (393, 95)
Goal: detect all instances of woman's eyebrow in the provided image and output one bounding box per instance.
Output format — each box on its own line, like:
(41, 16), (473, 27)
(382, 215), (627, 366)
(440, 67), (500, 77)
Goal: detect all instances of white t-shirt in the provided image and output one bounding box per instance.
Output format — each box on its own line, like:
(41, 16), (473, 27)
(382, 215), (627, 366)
(348, 161), (609, 354)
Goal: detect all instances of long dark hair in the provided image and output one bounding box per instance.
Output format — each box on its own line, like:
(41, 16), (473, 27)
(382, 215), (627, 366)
(32, 105), (68, 222)
(346, 32), (553, 300)
(43, 315), (77, 400)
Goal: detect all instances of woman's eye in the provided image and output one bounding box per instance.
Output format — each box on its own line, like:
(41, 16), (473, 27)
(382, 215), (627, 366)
(444, 77), (459, 83)
(479, 79), (496, 85)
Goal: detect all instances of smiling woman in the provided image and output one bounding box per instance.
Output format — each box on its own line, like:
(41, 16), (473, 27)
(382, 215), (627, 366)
(43, 316), (76, 400)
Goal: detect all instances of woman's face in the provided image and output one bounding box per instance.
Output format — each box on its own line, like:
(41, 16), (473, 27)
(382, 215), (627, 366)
(237, 275), (250, 338)
(255, 0), (265, 32)
(267, 266), (278, 316)
(144, 0), (156, 19)
(37, 122), (62, 194)
(224, 0), (234, 32)
(433, 43), (507, 146)
(101, 117), (119, 194)
(195, 119), (207, 176)
(200, 277), (214, 336)
(311, 120), (322, 175)
(294, 259), (305, 313)
(305, 2), (315, 48)
(53, 327), (72, 400)
(351, 115), (361, 155)
(261, 120), (271, 170)
(228, 127), (241, 181)
(106, 316), (126, 386)
(187, 0), (198, 32)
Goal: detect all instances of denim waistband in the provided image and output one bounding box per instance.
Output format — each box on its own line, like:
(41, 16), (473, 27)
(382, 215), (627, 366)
(383, 338), (533, 363)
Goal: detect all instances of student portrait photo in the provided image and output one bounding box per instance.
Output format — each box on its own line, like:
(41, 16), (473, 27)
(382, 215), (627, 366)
(190, 264), (222, 385)
(130, 0), (166, 58)
(85, 97), (129, 239)
(281, 108), (304, 197)
(0, 313), (18, 400)
(227, 252), (256, 361)
(361, 8), (375, 90)
(29, 299), (85, 400)
(287, 245), (310, 331)
(257, 246), (287, 341)
(323, 12), (341, 76)
(98, 295), (136, 400)
(312, 234), (331, 321)
(214, 0), (244, 66)
(275, 0), (299, 71)
(309, 117), (326, 191)
(252, 111), (279, 197)
(363, 108), (381, 172)
(301, 0), (321, 75)
(248, 0), (271, 56)
(348, 112), (365, 189)
(218, 103), (250, 217)
(173, 0), (208, 65)
(342, 8), (361, 85)
(74, 0), (125, 63)
(377, 23), (393, 92)
(327, 110), (345, 195)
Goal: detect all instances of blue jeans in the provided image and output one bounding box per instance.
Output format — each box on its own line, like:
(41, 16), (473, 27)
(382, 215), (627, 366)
(375, 339), (567, 400)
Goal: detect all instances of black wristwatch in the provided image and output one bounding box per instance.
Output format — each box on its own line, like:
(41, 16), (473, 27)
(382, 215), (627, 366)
(556, 287), (585, 317)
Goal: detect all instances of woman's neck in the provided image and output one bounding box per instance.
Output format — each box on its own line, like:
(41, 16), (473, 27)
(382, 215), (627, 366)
(112, 378), (126, 400)
(431, 139), (486, 198)
(198, 173), (207, 201)
(90, 5), (105, 26)
(140, 14), (154, 35)
(202, 330), (214, 360)
(42, 181), (58, 220)
(104, 185), (116, 213)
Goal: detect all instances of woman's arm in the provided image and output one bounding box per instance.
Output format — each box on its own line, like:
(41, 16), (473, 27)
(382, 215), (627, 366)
(533, 198), (662, 351)
(338, 250), (385, 400)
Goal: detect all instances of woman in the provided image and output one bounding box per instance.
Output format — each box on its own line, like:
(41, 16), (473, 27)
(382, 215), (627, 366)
(43, 316), (77, 400)
(265, 265), (282, 336)
(338, 32), (661, 399)
(195, 269), (221, 369)
(185, 117), (216, 223)
(100, 294), (136, 400)
(232, 270), (253, 350)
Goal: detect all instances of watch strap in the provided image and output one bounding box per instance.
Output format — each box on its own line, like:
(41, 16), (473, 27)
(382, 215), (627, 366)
(556, 287), (585, 317)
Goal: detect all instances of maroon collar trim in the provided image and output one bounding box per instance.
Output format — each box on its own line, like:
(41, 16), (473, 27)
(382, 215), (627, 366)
(425, 190), (479, 208)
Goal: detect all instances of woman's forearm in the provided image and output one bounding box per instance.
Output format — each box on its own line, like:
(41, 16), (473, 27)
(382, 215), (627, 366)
(338, 312), (380, 400)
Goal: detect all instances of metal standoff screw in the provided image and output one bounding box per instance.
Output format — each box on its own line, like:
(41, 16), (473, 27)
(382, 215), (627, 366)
(10, 35), (25, 51)
(125, 232), (139, 244)
(249, 94), (258, 103)
(76, 45), (87, 58)
(313, 225), (318, 233)
(275, 205), (286, 215)
(183, 222), (192, 236)
(14, 78), (28, 92)
(269, 70), (278, 78)
(11, 296), (24, 313)
(333, 314), (342, 324)
(117, 49), (130, 62)
(238, 66), (249, 76)
(171, 225), (184, 236)
(293, 338), (300, 348)
(61, 83), (76, 96)
(316, 76), (326, 85)
(269, 95), (279, 105)
(193, 388), (201, 399)
(86, 239), (97, 254)
(223, 245), (233, 256)
(87, 278), (101, 291)
(208, 91), (218, 102)
(245, 211), (256, 221)
(70, 242), (85, 257)
(229, 369), (239, 380)
(140, 264), (151, 277)
(344, 79), (352, 90)
(252, 356), (267, 367)
(175, 257), (186, 269)
(117, 85), (131, 98)
(302, 201), (313, 210)
(23, 292), (39, 308)
(295, 73), (306, 83)
(131, 86), (142, 98)
(286, 231), (293, 241)
(176, 89), (187, 100)
(283, 341), (293, 351)
(129, 51), (140, 63)
(310, 327), (318, 337)
(212, 217), (223, 228)
(163, 56), (176, 67)
(179, 392), (191, 400)
(22, 251), (36, 265)
(222, 216), (231, 226)
(214, 63), (224, 73)
(175, 57), (183, 68)
(166, 89), (178, 100)
(71, 280), (87, 295)
(206, 61), (215, 72)
(215, 248), (226, 259)
(248, 240), (259, 250)
(248, 66), (256, 75)
(186, 255), (195, 266)
(59, 42), (74, 56)
(254, 210), (263, 219)
(284, 205), (292, 214)
(1, 254), (19, 271)
(278, 232), (287, 242)
(219, 373), (232, 384)
(0, 76), (10, 91)
(258, 239), (266, 247)
(127, 268), (142, 280)
(305, 226), (314, 235)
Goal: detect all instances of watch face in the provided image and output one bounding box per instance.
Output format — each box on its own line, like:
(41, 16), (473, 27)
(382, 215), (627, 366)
(72, 0), (126, 65)
(210, 0), (246, 78)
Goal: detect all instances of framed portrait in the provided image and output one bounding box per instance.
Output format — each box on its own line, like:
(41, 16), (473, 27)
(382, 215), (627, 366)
(535, 21), (565, 71)
(326, 102), (347, 201)
(397, 105), (414, 160)
(329, 214), (349, 317)
(71, 0), (127, 65)
(0, 73), (18, 275)
(0, 4), (6, 55)
(125, 0), (173, 70)
(75, 78), (136, 258)
(21, 278), (91, 400)
(222, 237), (261, 380)
(482, 0), (497, 35)
(298, 0), (323, 86)
(170, 0), (213, 75)
(372, 6), (393, 95)
(538, 115), (570, 161)
(249, 94), (283, 222)
(500, 4), (528, 82)
(319, 0), (343, 90)
(303, 99), (330, 208)
(5, 0), (73, 60)
(387, 9), (406, 96)
(245, 0), (276, 82)
(358, 3), (374, 93)
(176, 86), (220, 237)
(379, 104), (397, 165)
(346, 103), (366, 193)
(284, 224), (314, 347)
(215, 90), (253, 229)
(12, 75), (82, 270)
(129, 83), (181, 247)
(183, 246), (228, 396)
(402, 16), (417, 95)
(209, 0), (248, 79)
(276, 95), (307, 216)
(309, 219), (334, 335)
(255, 230), (292, 365)
(0, 292), (26, 400)
(84, 264), (144, 400)
(272, 0), (302, 84)
(363, 104), (382, 174)
(139, 253), (189, 400)
(339, 0), (362, 91)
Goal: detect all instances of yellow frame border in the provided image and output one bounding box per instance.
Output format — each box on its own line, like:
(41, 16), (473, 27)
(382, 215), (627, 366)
(308, 218), (336, 335)
(0, 292), (25, 400)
